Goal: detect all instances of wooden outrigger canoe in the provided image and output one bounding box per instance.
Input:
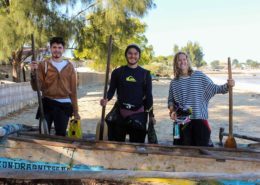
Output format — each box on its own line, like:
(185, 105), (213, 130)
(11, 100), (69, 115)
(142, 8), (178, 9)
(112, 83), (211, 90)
(0, 131), (260, 184)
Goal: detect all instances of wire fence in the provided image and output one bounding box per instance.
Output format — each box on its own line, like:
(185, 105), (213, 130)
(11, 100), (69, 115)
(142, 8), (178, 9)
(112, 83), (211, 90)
(0, 72), (105, 117)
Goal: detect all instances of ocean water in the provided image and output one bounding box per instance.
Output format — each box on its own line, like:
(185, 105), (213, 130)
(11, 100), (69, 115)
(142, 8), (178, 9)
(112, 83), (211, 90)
(210, 75), (260, 93)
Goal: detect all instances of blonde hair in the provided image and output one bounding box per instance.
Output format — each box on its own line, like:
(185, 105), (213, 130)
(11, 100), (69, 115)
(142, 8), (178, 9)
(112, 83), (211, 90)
(173, 51), (193, 79)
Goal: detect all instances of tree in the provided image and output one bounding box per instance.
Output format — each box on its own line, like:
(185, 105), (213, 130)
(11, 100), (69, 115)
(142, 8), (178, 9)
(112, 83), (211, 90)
(232, 58), (240, 68)
(74, 0), (155, 70)
(182, 41), (204, 68)
(210, 60), (220, 69)
(246, 59), (259, 69)
(0, 0), (88, 82)
(152, 56), (168, 64)
(232, 59), (239, 66)
(150, 55), (173, 76)
(173, 42), (205, 68)
(173, 44), (179, 55)
(200, 60), (207, 67)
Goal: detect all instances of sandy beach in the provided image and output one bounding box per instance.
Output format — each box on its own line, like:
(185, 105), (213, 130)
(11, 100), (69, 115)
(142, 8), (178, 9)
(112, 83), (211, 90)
(0, 72), (259, 145)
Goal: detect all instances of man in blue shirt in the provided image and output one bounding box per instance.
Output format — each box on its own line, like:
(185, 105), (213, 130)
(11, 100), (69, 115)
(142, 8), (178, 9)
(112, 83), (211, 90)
(100, 44), (154, 143)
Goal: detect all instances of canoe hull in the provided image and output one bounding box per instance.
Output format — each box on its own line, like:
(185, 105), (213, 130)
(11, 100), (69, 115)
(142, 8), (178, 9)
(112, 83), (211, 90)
(1, 133), (260, 174)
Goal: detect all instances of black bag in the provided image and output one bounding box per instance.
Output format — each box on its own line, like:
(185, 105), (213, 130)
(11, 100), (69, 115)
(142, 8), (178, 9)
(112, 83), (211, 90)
(105, 101), (120, 125)
(126, 112), (147, 131)
(147, 118), (158, 144)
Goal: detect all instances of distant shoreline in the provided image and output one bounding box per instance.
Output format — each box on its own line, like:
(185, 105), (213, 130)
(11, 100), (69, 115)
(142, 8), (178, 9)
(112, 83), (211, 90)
(203, 69), (260, 76)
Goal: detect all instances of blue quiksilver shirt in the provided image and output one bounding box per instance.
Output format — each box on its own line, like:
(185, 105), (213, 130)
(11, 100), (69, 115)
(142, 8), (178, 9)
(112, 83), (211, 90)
(107, 65), (153, 111)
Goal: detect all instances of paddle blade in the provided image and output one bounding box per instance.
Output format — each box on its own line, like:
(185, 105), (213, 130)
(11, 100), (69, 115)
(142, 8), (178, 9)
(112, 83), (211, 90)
(39, 118), (49, 135)
(224, 136), (237, 148)
(95, 121), (108, 141)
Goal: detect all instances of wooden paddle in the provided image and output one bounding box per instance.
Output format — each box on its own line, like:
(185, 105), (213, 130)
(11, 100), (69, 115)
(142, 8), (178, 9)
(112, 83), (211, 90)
(224, 57), (237, 148)
(96, 35), (113, 141)
(220, 127), (260, 143)
(31, 34), (49, 135)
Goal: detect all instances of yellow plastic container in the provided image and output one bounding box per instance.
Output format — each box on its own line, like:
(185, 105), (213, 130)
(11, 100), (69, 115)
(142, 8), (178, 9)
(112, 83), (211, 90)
(68, 119), (82, 139)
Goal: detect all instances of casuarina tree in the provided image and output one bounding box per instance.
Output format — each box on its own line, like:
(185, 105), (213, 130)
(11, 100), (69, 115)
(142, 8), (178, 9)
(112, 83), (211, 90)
(74, 0), (155, 70)
(0, 0), (89, 82)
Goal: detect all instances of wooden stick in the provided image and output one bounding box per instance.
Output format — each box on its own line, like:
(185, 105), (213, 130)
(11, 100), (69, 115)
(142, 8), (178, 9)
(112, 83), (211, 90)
(219, 127), (224, 146)
(220, 128), (260, 142)
(231, 134), (260, 142)
(0, 169), (259, 181)
(99, 35), (113, 140)
(31, 34), (49, 135)
(228, 57), (233, 136)
(224, 57), (237, 148)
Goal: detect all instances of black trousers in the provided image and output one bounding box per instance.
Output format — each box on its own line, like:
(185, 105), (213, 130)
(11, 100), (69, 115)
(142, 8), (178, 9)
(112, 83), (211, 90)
(107, 112), (147, 143)
(173, 119), (211, 147)
(37, 97), (73, 136)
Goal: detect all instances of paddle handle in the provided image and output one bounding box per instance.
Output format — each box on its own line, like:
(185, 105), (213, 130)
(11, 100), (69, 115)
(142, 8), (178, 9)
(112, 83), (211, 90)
(31, 34), (36, 61)
(31, 34), (42, 113)
(31, 34), (42, 110)
(103, 35), (113, 101)
(31, 34), (49, 134)
(228, 57), (233, 136)
(99, 35), (113, 140)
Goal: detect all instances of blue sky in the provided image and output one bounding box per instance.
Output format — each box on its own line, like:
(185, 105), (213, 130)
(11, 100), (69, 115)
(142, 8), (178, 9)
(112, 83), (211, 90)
(142, 0), (260, 63)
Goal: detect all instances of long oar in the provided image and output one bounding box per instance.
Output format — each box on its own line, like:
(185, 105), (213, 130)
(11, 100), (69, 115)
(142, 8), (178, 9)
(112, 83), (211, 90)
(96, 35), (113, 141)
(219, 127), (260, 144)
(31, 34), (49, 135)
(224, 57), (237, 148)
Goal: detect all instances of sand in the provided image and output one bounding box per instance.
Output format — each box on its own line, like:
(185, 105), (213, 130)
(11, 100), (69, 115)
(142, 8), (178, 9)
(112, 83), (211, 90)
(0, 72), (259, 145)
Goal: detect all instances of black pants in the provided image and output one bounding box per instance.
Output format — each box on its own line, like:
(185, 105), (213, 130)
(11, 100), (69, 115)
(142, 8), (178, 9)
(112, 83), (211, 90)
(173, 119), (211, 147)
(107, 112), (147, 143)
(37, 97), (73, 136)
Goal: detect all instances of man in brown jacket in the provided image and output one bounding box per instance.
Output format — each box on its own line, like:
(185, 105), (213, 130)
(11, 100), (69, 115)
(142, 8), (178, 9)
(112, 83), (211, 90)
(30, 37), (80, 136)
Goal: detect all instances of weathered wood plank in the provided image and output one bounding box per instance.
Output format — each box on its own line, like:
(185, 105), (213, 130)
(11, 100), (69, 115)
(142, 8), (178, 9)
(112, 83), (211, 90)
(220, 127), (260, 143)
(8, 135), (260, 161)
(18, 132), (260, 154)
(1, 136), (260, 173)
(0, 169), (259, 181)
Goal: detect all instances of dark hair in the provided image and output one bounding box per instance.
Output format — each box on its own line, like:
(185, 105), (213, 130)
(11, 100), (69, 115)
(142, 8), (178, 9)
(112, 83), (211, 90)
(125, 44), (141, 58)
(50, 37), (65, 47)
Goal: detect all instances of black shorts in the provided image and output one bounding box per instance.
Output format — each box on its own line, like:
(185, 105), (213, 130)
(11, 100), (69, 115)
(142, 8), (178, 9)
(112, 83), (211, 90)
(173, 119), (211, 147)
(107, 112), (147, 143)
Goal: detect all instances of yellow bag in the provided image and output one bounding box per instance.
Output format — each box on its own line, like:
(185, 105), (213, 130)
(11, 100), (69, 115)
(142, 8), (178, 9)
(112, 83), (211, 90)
(68, 119), (82, 139)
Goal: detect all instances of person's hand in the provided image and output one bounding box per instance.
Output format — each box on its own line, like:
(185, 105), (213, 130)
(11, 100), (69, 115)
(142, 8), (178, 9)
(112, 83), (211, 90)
(170, 111), (177, 121)
(30, 61), (38, 71)
(100, 98), (108, 106)
(227, 79), (235, 88)
(74, 112), (81, 120)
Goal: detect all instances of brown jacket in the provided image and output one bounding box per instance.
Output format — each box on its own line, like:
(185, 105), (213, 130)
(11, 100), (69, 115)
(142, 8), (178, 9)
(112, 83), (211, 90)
(31, 58), (78, 114)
